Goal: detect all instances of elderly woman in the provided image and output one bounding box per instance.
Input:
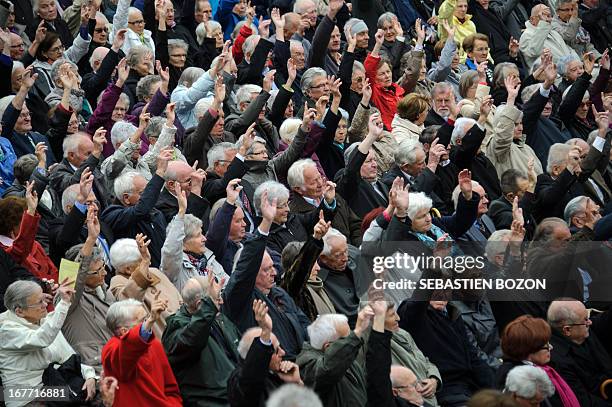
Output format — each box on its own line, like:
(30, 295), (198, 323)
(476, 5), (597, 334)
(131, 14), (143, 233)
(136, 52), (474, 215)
(377, 12), (412, 81)
(458, 71), (496, 135)
(156, 11), (189, 93)
(438, 0), (476, 62)
(44, 60), (91, 120)
(61, 210), (114, 374)
(392, 93), (430, 144)
(109, 236), (182, 338)
(0, 190), (58, 284)
(0, 280), (97, 407)
(171, 65), (216, 129)
(122, 45), (155, 108)
(557, 55), (585, 97)
(161, 184), (230, 293)
(300, 67), (331, 115)
(496, 315), (580, 407)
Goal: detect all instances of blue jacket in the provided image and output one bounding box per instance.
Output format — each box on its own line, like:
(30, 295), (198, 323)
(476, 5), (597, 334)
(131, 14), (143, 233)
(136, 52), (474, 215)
(215, 0), (259, 41)
(0, 137), (17, 195)
(1, 103), (55, 164)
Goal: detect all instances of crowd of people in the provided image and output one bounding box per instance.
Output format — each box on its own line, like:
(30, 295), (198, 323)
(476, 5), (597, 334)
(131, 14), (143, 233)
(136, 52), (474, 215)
(0, 0), (611, 405)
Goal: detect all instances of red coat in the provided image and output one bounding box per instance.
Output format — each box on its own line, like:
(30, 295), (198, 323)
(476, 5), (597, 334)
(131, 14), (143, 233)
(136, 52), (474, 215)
(0, 211), (58, 282)
(364, 53), (404, 131)
(102, 324), (182, 407)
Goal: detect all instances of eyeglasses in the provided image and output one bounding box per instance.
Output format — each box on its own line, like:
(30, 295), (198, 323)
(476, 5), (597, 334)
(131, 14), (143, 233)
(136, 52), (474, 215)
(18, 111), (30, 119)
(170, 54), (187, 58)
(128, 19), (145, 25)
(10, 43), (24, 49)
(49, 44), (65, 53)
(276, 202), (289, 209)
(564, 316), (590, 327)
(25, 298), (47, 308)
(249, 150), (267, 157)
(94, 27), (109, 33)
(558, 7), (573, 11)
(310, 82), (329, 89)
(87, 264), (108, 276)
(580, 101), (592, 107)
(539, 342), (553, 351)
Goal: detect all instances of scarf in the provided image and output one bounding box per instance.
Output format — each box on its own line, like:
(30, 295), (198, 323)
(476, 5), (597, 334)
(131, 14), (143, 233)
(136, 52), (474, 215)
(185, 251), (209, 275)
(413, 223), (462, 257)
(539, 365), (580, 407)
(45, 87), (89, 114)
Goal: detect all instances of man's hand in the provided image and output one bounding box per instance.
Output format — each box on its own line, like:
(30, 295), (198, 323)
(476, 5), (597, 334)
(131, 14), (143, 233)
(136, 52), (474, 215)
(116, 58), (130, 88)
(253, 299), (272, 340)
(527, 157), (537, 192)
(271, 8), (284, 40)
(206, 270), (224, 309)
(391, 177), (409, 217)
(155, 147), (174, 177)
(313, 210), (331, 240)
(260, 191), (277, 224)
(138, 109), (151, 131)
(277, 361), (303, 384)
(226, 178), (242, 205)
(175, 181), (188, 215)
(458, 169), (473, 200)
(112, 28), (127, 52)
(315, 95), (329, 121)
(367, 112), (384, 139)
(583, 52), (595, 75)
(302, 105), (317, 132)
(92, 128), (107, 158)
(34, 142), (47, 169)
(25, 180), (38, 215)
(78, 168), (94, 203)
(330, 76), (342, 102)
(86, 204), (100, 241)
(57, 277), (76, 303)
(21, 66), (37, 90)
(354, 305), (374, 337)
(592, 104), (610, 136)
(164, 102), (176, 126)
(505, 75), (520, 106)
(213, 76), (226, 108)
(259, 18), (271, 39)
(323, 180), (336, 204)
(420, 378), (438, 398)
(263, 69), (276, 92)
(427, 137), (446, 172)
(508, 36), (519, 58)
(34, 20), (46, 44)
(361, 77), (372, 106)
(414, 18), (426, 45)
(190, 165), (207, 196)
(344, 25), (356, 52)
(543, 61), (557, 89)
(80, 3), (91, 25)
(239, 122), (257, 155)
(479, 95), (493, 122)
(328, 0), (344, 18)
(600, 48), (610, 70)
(567, 146), (582, 175)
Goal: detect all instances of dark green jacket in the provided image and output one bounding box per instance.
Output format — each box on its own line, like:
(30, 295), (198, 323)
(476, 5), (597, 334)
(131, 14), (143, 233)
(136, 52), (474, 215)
(162, 298), (242, 407)
(297, 332), (367, 407)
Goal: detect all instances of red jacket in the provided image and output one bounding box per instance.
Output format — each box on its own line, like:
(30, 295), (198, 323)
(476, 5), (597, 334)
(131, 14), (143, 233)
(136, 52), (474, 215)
(233, 24), (253, 65)
(0, 211), (58, 282)
(364, 53), (404, 131)
(102, 324), (182, 407)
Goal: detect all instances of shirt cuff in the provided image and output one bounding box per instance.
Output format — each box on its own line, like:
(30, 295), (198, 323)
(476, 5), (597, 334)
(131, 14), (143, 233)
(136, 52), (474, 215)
(414, 44), (424, 52)
(323, 198), (336, 210)
(236, 153), (245, 162)
(539, 84), (551, 98)
(476, 122), (485, 130)
(139, 323), (153, 342)
(258, 227), (269, 236)
(592, 135), (606, 152)
(74, 201), (88, 214)
(259, 337), (272, 346)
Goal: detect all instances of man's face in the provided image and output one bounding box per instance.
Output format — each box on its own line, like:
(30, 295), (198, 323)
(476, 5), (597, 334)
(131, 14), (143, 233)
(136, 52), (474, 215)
(229, 207), (246, 242)
(563, 302), (592, 345)
(255, 252), (277, 294)
(319, 236), (348, 271)
(290, 43), (306, 70)
(385, 307), (400, 331)
(211, 110), (225, 136)
(556, 2), (576, 22)
(308, 75), (330, 100)
(164, 1), (175, 26)
(15, 106), (32, 133)
(299, 1), (317, 27)
(123, 175), (147, 206)
(468, 39), (489, 64)
(360, 150), (378, 181)
(542, 100), (553, 118)
(299, 165), (324, 199)
(474, 185), (489, 215)
(513, 119), (523, 140)
(213, 148), (236, 177)
(70, 138), (94, 167)
(402, 148), (426, 177)
(433, 90), (453, 118)
(356, 31), (369, 49)
(37, 0), (57, 20)
(571, 199), (601, 228)
(334, 119), (347, 143)
(232, 0), (247, 17)
(68, 112), (79, 134)
(128, 9), (145, 34)
(93, 18), (109, 44)
(247, 142), (268, 161)
(9, 34), (25, 60)
(392, 368), (424, 406)
(274, 198), (290, 224)
(11, 65), (24, 93)
(565, 60), (584, 82)
(112, 99), (129, 122)
(328, 26), (341, 52)
(476, 0), (489, 9)
(195, 0), (213, 23)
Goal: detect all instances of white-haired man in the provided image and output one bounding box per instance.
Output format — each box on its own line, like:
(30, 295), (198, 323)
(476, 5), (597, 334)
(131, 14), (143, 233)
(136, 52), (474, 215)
(504, 365), (555, 407)
(227, 300), (303, 407)
(297, 309), (373, 407)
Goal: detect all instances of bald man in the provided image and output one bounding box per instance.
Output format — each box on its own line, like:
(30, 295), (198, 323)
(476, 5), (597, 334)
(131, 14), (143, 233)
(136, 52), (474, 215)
(547, 299), (612, 406)
(155, 161), (212, 230)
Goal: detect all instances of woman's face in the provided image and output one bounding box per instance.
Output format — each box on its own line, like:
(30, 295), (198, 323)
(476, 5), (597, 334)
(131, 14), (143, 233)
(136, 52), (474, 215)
(451, 52), (460, 70)
(454, 0), (468, 18)
(11, 65), (24, 93)
(411, 207), (432, 233)
(134, 52), (154, 76)
(85, 259), (107, 288)
(334, 119), (348, 143)
(44, 39), (64, 63)
(17, 287), (48, 324)
(565, 60), (584, 82)
(513, 120), (523, 139)
(528, 344), (552, 366)
(209, 26), (224, 48)
(169, 47), (187, 68)
(380, 20), (396, 43)
(284, 100), (294, 118)
(576, 98), (591, 120)
(376, 62), (392, 87)
(466, 81), (478, 100)
(351, 69), (365, 93)
(385, 307), (400, 332)
(360, 151), (378, 181)
(468, 39), (489, 64)
(68, 112), (79, 134)
(112, 99), (129, 122)
(274, 199), (290, 224)
(184, 229), (206, 255)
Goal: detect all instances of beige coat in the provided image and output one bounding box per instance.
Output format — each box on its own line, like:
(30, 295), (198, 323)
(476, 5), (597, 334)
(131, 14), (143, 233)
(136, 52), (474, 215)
(110, 265), (182, 338)
(485, 104), (544, 178)
(348, 103), (398, 177)
(61, 254), (115, 374)
(391, 115), (423, 144)
(459, 84), (496, 141)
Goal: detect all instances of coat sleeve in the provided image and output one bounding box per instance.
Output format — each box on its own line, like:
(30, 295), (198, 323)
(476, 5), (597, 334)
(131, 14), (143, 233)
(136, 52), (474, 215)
(559, 72), (592, 126)
(103, 323), (153, 381)
(82, 48), (120, 104)
(8, 211), (40, 263)
(280, 235), (323, 300)
(366, 330), (395, 407)
(225, 91), (270, 135)
(228, 337), (274, 407)
(64, 32), (92, 64)
(271, 125), (308, 176)
(143, 124), (178, 173)
(519, 23), (552, 60)
(67, 253), (93, 315)
(183, 109), (218, 166)
(102, 174), (165, 227)
(487, 104), (521, 163)
(204, 201), (235, 261)
(160, 215), (186, 285)
(307, 15), (335, 69)
(0, 300), (69, 350)
(347, 102), (369, 143)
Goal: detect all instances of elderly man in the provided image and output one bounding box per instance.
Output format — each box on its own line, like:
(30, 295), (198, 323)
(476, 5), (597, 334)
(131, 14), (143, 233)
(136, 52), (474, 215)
(425, 83), (456, 126)
(49, 131), (111, 209)
(101, 149), (172, 268)
(566, 136), (612, 206)
(236, 32), (274, 86)
(547, 299), (612, 406)
(8, 33), (25, 61)
(489, 168), (537, 239)
(227, 300), (303, 407)
(453, 180), (496, 250)
(25, 0), (72, 47)
(552, 0), (600, 57)
(504, 365), (555, 407)
(162, 275), (241, 407)
(336, 114), (389, 218)
(225, 72), (279, 157)
(223, 193), (309, 360)
(102, 299), (182, 406)
(288, 158), (362, 246)
(299, 67), (330, 115)
(306, 0), (346, 76)
(564, 195), (604, 237)
(111, 0), (155, 56)
(297, 310), (372, 407)
(519, 4), (580, 69)
(201, 142), (247, 204)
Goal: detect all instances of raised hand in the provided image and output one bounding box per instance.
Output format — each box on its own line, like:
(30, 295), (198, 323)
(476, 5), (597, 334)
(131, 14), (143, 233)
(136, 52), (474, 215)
(57, 277), (76, 303)
(155, 147), (174, 177)
(213, 75), (226, 105)
(476, 60), (487, 82)
(175, 181), (188, 215)
(583, 52), (595, 74)
(302, 105), (317, 132)
(543, 61), (557, 88)
(330, 76), (342, 100)
(414, 18), (426, 43)
(25, 180), (38, 215)
(286, 57), (297, 86)
(263, 69), (276, 92)
(116, 58), (130, 86)
(149, 292), (169, 324)
(226, 178), (242, 205)
(271, 8), (284, 33)
(21, 66), (37, 90)
(253, 299), (272, 338)
(260, 191), (278, 223)
(458, 169), (473, 200)
(112, 28), (127, 51)
(374, 28), (384, 45)
(78, 168), (94, 202)
(313, 210), (331, 240)
(34, 20), (46, 44)
(479, 95), (493, 119)
(259, 18), (271, 39)
(86, 204), (100, 240)
(190, 165), (207, 195)
(354, 305), (374, 337)
(440, 19), (454, 39)
(156, 59), (170, 84)
(392, 17), (404, 37)
(315, 95), (329, 120)
(600, 48), (610, 71)
(427, 137), (446, 171)
(277, 361), (302, 384)
(206, 270), (224, 309)
(367, 112), (384, 139)
(239, 122), (257, 155)
(592, 104), (610, 134)
(34, 142), (47, 168)
(328, 0), (344, 17)
(92, 127), (107, 157)
(344, 25), (357, 52)
(165, 102), (176, 126)
(508, 36), (519, 57)
(323, 180), (336, 204)
(135, 233), (152, 265)
(505, 75), (520, 105)
(392, 178), (409, 216)
(361, 77), (372, 105)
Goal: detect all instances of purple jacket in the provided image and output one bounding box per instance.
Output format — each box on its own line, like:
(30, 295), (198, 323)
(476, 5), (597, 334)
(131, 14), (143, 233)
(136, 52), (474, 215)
(274, 122), (327, 186)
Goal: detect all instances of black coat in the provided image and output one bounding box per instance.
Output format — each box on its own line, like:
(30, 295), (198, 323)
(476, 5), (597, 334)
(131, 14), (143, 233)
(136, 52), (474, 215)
(49, 156), (111, 210)
(0, 247), (37, 312)
(382, 165), (448, 214)
(26, 17), (73, 47)
(201, 158), (249, 206)
(489, 192), (537, 240)
(82, 47), (121, 109)
(182, 109), (237, 170)
(156, 187), (211, 232)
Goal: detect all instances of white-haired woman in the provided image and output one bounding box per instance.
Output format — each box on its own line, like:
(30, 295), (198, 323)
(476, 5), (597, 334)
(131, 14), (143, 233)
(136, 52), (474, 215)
(109, 235), (181, 337)
(161, 183), (230, 293)
(194, 20), (223, 70)
(170, 61), (218, 129)
(0, 279), (97, 407)
(61, 207), (114, 374)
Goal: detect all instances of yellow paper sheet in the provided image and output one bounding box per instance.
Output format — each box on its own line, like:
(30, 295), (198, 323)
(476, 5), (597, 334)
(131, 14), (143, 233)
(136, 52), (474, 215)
(59, 258), (80, 289)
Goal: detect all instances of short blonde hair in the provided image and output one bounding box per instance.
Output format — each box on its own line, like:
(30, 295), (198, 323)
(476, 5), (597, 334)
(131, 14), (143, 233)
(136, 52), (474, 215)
(397, 93), (430, 121)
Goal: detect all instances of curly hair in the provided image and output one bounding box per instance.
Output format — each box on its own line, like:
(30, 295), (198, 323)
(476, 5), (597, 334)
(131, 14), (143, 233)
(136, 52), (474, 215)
(0, 197), (26, 236)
